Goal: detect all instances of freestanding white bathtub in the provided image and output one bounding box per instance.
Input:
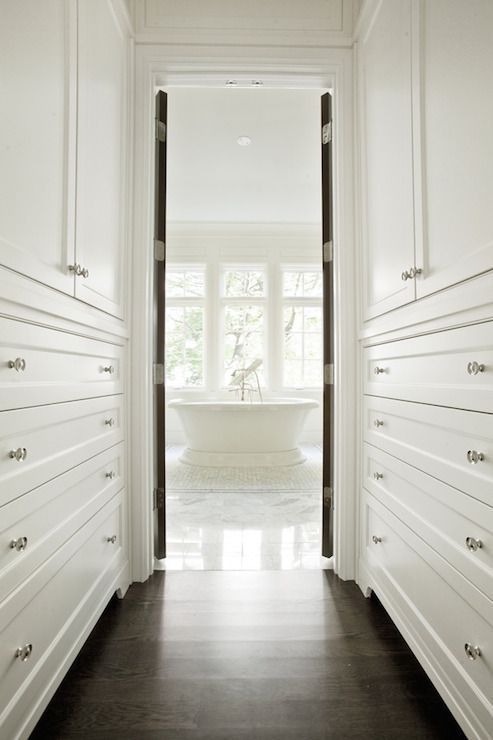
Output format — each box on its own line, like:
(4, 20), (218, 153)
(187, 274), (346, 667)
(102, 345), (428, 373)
(168, 398), (318, 467)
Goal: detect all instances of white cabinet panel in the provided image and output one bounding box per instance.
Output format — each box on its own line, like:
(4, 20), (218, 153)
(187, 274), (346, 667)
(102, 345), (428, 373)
(0, 396), (124, 505)
(359, 0), (415, 319)
(75, 0), (128, 318)
(414, 0), (493, 299)
(0, 0), (76, 294)
(364, 321), (493, 412)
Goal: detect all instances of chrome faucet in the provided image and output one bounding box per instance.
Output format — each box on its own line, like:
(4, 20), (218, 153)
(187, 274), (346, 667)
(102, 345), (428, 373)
(229, 360), (263, 402)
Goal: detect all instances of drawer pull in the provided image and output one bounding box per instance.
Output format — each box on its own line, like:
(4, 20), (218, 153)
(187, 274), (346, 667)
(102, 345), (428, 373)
(8, 357), (26, 372)
(374, 419), (384, 428)
(106, 535), (117, 544)
(10, 536), (28, 551)
(103, 365), (115, 374)
(9, 447), (27, 462)
(467, 361), (485, 376)
(104, 418), (115, 427)
(372, 535), (382, 544)
(467, 450), (484, 464)
(374, 367), (386, 375)
(15, 644), (33, 662)
(68, 263), (82, 275)
(401, 269), (412, 282)
(464, 643), (481, 661)
(373, 472), (384, 481)
(465, 537), (483, 552)
(81, 267), (89, 279)
(105, 470), (116, 479)
(401, 267), (422, 281)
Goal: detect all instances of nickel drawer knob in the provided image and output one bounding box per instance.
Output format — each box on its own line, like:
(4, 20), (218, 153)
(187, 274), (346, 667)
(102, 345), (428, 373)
(374, 419), (384, 428)
(103, 365), (115, 374)
(81, 267), (89, 278)
(465, 537), (483, 552)
(373, 472), (384, 480)
(374, 367), (386, 375)
(467, 361), (485, 376)
(106, 535), (117, 544)
(104, 418), (115, 427)
(68, 263), (82, 275)
(467, 450), (484, 464)
(9, 447), (27, 462)
(15, 644), (33, 662)
(105, 470), (116, 479)
(10, 537), (28, 551)
(401, 269), (412, 282)
(372, 535), (382, 544)
(8, 357), (26, 372)
(464, 643), (481, 661)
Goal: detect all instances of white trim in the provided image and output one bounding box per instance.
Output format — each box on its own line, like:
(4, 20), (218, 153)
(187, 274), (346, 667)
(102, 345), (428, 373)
(131, 46), (356, 583)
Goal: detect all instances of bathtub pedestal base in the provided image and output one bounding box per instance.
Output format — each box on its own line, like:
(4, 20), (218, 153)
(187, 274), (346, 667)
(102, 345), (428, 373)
(179, 447), (307, 467)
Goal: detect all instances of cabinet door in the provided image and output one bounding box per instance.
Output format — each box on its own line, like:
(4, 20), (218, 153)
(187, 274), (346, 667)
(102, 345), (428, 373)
(413, 0), (493, 299)
(0, 0), (76, 294)
(359, 0), (416, 319)
(75, 0), (128, 318)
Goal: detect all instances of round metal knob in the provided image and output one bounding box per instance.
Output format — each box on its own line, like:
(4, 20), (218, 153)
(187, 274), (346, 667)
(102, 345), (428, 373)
(68, 263), (82, 275)
(372, 535), (382, 544)
(467, 450), (484, 464)
(81, 267), (89, 278)
(104, 418), (115, 427)
(401, 270), (411, 281)
(374, 367), (386, 375)
(373, 472), (384, 480)
(374, 419), (384, 428)
(15, 644), (33, 662)
(103, 365), (115, 374)
(465, 537), (483, 552)
(10, 536), (28, 552)
(467, 361), (485, 376)
(464, 643), (481, 661)
(8, 357), (26, 372)
(106, 535), (117, 544)
(105, 470), (116, 479)
(9, 447), (27, 462)
(409, 267), (422, 278)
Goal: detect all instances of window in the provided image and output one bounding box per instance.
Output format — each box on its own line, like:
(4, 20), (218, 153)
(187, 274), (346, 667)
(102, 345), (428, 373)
(282, 268), (323, 388)
(222, 269), (266, 386)
(165, 268), (205, 387)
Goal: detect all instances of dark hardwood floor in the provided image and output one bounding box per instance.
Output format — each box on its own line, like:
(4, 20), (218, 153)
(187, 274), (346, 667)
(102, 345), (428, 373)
(31, 571), (465, 739)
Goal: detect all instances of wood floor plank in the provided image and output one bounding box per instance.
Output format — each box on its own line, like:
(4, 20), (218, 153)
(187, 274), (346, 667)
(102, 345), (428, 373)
(30, 571), (465, 739)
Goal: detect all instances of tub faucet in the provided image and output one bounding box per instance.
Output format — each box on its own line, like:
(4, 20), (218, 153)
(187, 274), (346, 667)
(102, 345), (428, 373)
(229, 360), (263, 402)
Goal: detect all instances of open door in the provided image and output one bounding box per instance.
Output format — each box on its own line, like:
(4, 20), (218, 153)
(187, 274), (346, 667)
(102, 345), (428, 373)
(153, 91), (167, 560)
(321, 92), (334, 559)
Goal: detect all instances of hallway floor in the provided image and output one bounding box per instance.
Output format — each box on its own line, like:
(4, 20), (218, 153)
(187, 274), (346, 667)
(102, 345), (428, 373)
(161, 446), (326, 570)
(31, 571), (465, 739)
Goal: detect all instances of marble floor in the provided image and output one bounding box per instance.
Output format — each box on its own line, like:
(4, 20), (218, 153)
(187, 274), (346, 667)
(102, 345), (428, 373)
(157, 445), (330, 571)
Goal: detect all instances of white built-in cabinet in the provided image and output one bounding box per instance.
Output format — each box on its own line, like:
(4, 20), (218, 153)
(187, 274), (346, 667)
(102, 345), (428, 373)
(359, 0), (493, 321)
(357, 2), (493, 738)
(0, 0), (128, 319)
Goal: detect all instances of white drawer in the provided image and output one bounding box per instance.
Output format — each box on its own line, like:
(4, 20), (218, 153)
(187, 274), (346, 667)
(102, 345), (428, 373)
(0, 444), (124, 602)
(364, 321), (493, 411)
(0, 316), (123, 410)
(364, 497), (493, 728)
(364, 443), (493, 602)
(0, 396), (124, 506)
(0, 494), (123, 725)
(364, 396), (493, 506)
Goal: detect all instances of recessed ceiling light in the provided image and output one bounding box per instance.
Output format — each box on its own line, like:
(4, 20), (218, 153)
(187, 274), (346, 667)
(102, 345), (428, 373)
(237, 136), (252, 146)
(251, 80), (263, 86)
(226, 80), (238, 86)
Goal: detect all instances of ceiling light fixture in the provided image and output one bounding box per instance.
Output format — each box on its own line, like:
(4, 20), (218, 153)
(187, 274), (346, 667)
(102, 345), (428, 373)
(226, 80), (238, 86)
(237, 136), (252, 146)
(251, 80), (263, 86)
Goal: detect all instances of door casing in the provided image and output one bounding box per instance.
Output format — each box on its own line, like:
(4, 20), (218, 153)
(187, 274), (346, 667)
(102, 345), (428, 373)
(130, 46), (357, 583)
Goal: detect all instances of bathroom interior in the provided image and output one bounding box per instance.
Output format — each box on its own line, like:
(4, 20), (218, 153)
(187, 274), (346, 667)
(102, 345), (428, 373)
(161, 86), (329, 571)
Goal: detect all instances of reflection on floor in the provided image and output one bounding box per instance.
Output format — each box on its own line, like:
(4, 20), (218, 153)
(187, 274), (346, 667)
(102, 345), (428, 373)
(157, 445), (330, 571)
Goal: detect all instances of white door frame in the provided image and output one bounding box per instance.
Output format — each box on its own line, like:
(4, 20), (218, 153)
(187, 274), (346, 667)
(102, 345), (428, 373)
(130, 43), (357, 582)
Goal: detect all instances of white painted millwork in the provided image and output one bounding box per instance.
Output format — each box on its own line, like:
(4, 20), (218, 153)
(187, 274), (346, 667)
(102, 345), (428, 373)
(357, 2), (493, 735)
(0, 1), (131, 737)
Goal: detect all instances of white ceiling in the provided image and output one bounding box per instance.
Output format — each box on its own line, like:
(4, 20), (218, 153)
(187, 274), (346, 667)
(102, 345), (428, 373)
(166, 87), (325, 224)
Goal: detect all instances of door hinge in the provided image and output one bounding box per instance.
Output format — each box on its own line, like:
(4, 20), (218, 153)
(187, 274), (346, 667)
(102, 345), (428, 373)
(323, 241), (333, 263)
(323, 486), (333, 507)
(155, 119), (166, 142)
(322, 121), (332, 145)
(153, 363), (164, 385)
(153, 487), (165, 509)
(154, 239), (165, 261)
(324, 363), (334, 385)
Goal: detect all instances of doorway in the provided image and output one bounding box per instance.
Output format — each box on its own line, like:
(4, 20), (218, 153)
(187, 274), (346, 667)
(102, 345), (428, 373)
(154, 85), (334, 571)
